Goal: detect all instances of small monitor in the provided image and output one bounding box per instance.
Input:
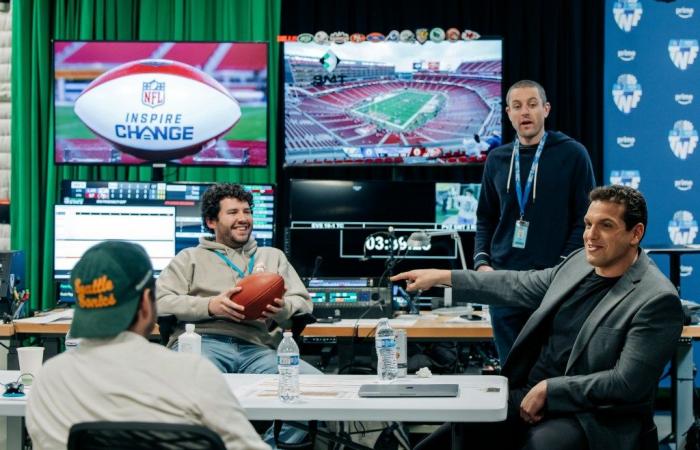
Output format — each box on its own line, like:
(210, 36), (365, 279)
(286, 179), (478, 278)
(59, 180), (275, 254)
(54, 204), (177, 303)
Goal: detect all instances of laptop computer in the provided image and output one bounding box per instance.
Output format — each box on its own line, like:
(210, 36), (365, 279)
(358, 383), (459, 398)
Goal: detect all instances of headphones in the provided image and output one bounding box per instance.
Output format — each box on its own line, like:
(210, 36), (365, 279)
(3, 374), (32, 397)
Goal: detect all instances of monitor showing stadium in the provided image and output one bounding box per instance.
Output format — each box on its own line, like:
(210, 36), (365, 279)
(53, 40), (268, 166)
(283, 39), (502, 166)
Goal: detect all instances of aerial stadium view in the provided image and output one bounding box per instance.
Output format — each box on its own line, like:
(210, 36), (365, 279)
(283, 39), (502, 166)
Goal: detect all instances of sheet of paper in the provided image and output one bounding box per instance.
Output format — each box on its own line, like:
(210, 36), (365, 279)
(14, 309), (74, 324)
(235, 376), (364, 399)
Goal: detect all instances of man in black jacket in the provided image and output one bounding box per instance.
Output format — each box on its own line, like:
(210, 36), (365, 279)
(474, 80), (596, 365)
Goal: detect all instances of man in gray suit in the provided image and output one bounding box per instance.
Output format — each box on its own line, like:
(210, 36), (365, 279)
(392, 185), (683, 450)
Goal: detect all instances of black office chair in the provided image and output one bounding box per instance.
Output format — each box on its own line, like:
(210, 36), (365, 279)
(156, 314), (178, 346)
(67, 422), (226, 450)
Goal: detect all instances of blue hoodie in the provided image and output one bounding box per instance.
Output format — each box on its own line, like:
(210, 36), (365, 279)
(474, 131), (596, 271)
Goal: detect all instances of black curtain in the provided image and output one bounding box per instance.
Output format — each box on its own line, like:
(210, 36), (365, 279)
(277, 0), (603, 252)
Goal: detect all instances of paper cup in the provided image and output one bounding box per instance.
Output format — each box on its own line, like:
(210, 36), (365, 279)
(17, 347), (44, 386)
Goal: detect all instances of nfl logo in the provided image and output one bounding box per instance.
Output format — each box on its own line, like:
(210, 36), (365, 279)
(612, 73), (642, 114)
(668, 210), (699, 245)
(668, 39), (699, 71)
(142, 80), (165, 108)
(613, 0), (643, 32)
(416, 28), (429, 44)
(668, 120), (699, 160)
(609, 170), (641, 189)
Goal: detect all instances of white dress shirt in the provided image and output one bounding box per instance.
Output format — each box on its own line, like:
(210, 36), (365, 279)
(26, 331), (269, 450)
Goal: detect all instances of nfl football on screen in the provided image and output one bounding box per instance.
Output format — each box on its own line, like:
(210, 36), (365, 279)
(74, 59), (241, 161)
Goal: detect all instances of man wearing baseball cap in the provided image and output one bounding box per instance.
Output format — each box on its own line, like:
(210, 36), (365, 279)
(26, 241), (269, 450)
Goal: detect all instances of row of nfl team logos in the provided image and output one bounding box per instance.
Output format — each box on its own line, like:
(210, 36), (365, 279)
(612, 1), (694, 33)
(612, 120), (698, 161)
(608, 173), (699, 248)
(277, 28), (482, 45)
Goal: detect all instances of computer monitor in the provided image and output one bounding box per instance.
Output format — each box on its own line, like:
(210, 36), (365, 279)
(54, 204), (177, 303)
(286, 179), (479, 278)
(60, 180), (275, 253)
(282, 39), (502, 166)
(54, 40), (269, 166)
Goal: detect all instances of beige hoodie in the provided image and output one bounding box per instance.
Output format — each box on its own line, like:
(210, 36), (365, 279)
(156, 236), (311, 347)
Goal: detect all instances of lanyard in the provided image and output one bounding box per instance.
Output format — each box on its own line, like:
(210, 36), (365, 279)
(513, 132), (547, 219)
(211, 250), (255, 278)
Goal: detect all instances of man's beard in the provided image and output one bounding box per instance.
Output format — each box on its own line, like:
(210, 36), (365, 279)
(222, 230), (251, 248)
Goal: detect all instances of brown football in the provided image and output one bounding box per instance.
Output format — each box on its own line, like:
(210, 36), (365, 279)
(233, 272), (286, 320)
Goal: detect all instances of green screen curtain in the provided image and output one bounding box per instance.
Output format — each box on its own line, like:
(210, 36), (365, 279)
(11, 0), (281, 311)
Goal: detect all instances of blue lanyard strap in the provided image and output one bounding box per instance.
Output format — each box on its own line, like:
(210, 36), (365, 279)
(211, 250), (255, 278)
(514, 132), (547, 219)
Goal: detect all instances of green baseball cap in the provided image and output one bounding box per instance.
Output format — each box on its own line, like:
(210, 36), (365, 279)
(69, 241), (154, 338)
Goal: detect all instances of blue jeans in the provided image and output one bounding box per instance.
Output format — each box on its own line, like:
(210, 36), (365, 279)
(489, 305), (531, 366)
(177, 334), (322, 448)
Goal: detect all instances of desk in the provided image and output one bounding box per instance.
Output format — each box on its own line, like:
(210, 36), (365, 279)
(228, 373), (507, 422)
(0, 324), (14, 337)
(8, 317), (160, 368)
(7, 316), (700, 450)
(303, 315), (493, 339)
(0, 371), (507, 450)
(305, 317), (700, 450)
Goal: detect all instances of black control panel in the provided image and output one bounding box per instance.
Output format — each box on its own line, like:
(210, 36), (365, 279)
(305, 278), (392, 320)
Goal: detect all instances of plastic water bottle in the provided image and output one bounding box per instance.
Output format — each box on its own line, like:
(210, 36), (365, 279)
(178, 324), (201, 354)
(277, 331), (300, 403)
(375, 318), (398, 381)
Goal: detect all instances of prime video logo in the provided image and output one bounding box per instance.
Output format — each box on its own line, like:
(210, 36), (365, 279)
(681, 265), (693, 277)
(668, 210), (698, 245)
(617, 49), (636, 61)
(676, 7), (694, 19)
(675, 94), (694, 106)
(668, 39), (699, 70)
(675, 179), (694, 191)
(617, 136), (636, 148)
(612, 74), (642, 113)
(613, 0), (643, 32)
(609, 170), (641, 189)
(668, 120), (699, 160)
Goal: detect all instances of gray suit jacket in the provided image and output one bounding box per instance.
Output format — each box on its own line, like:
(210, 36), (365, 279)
(452, 248), (684, 450)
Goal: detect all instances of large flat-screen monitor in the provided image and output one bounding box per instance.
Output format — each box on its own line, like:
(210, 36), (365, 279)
(286, 179), (480, 278)
(59, 181), (275, 252)
(56, 181), (275, 303)
(54, 40), (268, 166)
(54, 204), (177, 303)
(282, 39), (502, 166)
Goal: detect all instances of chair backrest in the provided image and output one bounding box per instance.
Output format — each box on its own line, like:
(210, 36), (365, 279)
(67, 422), (226, 450)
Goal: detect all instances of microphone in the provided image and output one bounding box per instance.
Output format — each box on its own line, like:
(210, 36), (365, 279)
(407, 230), (430, 247)
(310, 256), (323, 278)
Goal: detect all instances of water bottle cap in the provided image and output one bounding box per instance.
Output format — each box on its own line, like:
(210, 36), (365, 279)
(283, 331), (292, 337)
(185, 323), (195, 333)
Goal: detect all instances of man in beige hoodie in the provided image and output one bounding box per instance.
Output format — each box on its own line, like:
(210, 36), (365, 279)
(157, 183), (320, 447)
